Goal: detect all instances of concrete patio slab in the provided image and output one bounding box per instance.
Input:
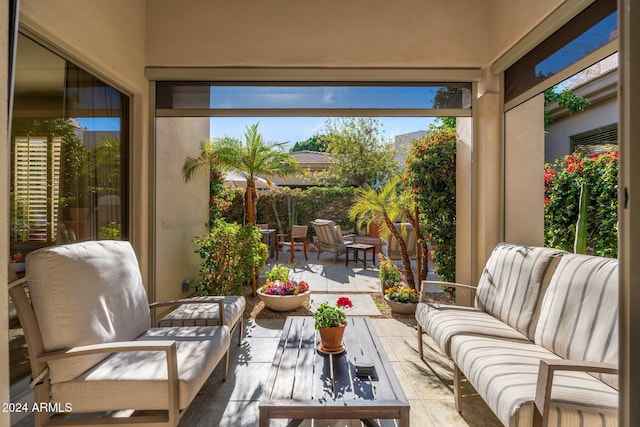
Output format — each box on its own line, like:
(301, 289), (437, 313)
(309, 293), (381, 316)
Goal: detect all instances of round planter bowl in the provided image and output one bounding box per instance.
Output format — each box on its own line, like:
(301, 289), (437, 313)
(258, 290), (310, 312)
(384, 295), (418, 314)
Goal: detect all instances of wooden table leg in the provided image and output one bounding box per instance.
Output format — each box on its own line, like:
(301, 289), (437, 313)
(259, 408), (270, 427)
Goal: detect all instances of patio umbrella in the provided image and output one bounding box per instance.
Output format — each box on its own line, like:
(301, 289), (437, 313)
(224, 171), (272, 189)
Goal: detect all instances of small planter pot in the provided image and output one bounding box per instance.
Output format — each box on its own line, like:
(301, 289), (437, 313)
(318, 323), (346, 353)
(257, 290), (310, 312)
(384, 295), (418, 314)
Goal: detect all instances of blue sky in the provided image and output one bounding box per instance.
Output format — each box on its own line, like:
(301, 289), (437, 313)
(210, 116), (433, 148)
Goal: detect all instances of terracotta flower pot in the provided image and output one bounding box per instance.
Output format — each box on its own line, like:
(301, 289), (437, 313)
(318, 323), (346, 352)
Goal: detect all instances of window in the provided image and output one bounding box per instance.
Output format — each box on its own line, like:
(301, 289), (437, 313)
(10, 34), (129, 259)
(156, 83), (472, 111)
(505, 0), (617, 103)
(570, 123), (618, 154)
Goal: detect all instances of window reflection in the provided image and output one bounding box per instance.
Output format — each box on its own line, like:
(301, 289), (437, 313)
(10, 35), (128, 263)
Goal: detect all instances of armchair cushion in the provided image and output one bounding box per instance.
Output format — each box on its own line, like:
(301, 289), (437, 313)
(158, 296), (245, 328)
(474, 243), (565, 340)
(534, 253), (619, 389)
(415, 303), (528, 356)
(26, 240), (151, 383)
(51, 326), (230, 412)
(450, 335), (618, 427)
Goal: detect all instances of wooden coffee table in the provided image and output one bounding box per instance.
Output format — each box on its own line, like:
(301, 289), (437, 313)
(259, 316), (410, 426)
(345, 243), (376, 268)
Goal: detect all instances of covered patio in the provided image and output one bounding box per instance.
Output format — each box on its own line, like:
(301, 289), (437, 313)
(3, 1), (640, 426)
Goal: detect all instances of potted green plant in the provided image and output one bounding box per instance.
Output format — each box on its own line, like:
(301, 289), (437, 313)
(378, 254), (402, 293)
(313, 297), (353, 353)
(257, 264), (311, 311)
(384, 284), (419, 314)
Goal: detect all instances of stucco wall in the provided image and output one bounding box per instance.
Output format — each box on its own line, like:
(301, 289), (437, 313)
(155, 118), (210, 304)
(504, 94), (546, 246)
(544, 98), (618, 162)
(146, 0), (489, 68)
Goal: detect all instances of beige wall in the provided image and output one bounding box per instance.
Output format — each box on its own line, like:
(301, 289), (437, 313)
(1, 1), (11, 424)
(146, 0), (489, 68)
(456, 117), (474, 305)
(19, 0), (151, 286)
(474, 73), (504, 283)
(155, 118), (210, 304)
(504, 94), (545, 245)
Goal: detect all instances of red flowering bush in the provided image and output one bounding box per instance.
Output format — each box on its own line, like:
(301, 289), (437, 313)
(544, 148), (618, 258)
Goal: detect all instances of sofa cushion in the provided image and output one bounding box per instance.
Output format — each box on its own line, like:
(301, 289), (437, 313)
(26, 240), (151, 384)
(450, 335), (618, 427)
(534, 253), (618, 389)
(415, 302), (529, 356)
(158, 296), (245, 328)
(51, 326), (230, 412)
(475, 243), (565, 339)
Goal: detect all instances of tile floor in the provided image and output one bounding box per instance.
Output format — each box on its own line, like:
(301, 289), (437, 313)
(178, 317), (502, 427)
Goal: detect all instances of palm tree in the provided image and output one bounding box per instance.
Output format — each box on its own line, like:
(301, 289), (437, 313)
(349, 177), (416, 288)
(183, 123), (301, 226)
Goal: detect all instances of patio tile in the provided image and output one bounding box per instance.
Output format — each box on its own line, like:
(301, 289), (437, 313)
(309, 294), (381, 316)
(179, 400), (259, 427)
(233, 336), (281, 363)
(371, 318), (417, 337)
(199, 362), (271, 402)
(243, 318), (286, 338)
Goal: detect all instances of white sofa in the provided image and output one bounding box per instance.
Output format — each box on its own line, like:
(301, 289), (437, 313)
(416, 242), (619, 427)
(9, 240), (231, 427)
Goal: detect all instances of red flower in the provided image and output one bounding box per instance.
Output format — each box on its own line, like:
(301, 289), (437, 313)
(336, 297), (353, 308)
(544, 197), (550, 205)
(544, 170), (556, 184)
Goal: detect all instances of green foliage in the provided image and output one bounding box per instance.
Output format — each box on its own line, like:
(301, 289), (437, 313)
(313, 303), (346, 329)
(208, 167), (234, 227)
(544, 149), (618, 258)
(314, 117), (398, 187)
(184, 122), (301, 226)
(99, 221), (121, 240)
(432, 88), (464, 109)
(290, 134), (329, 152)
(384, 285), (419, 303)
(193, 220), (268, 295)
(434, 117), (456, 129)
(287, 195), (298, 227)
(265, 264), (290, 283)
(313, 297), (353, 328)
(544, 88), (590, 128)
(574, 182), (588, 254)
(378, 254), (402, 291)
(406, 125), (457, 283)
(224, 186), (357, 237)
(349, 177), (416, 288)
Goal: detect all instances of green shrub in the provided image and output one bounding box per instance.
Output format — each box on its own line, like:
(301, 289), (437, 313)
(544, 149), (618, 258)
(406, 126), (457, 283)
(193, 220), (268, 295)
(222, 186), (357, 236)
(265, 264), (290, 283)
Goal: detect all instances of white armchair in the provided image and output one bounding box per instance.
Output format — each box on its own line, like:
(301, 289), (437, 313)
(9, 240), (231, 427)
